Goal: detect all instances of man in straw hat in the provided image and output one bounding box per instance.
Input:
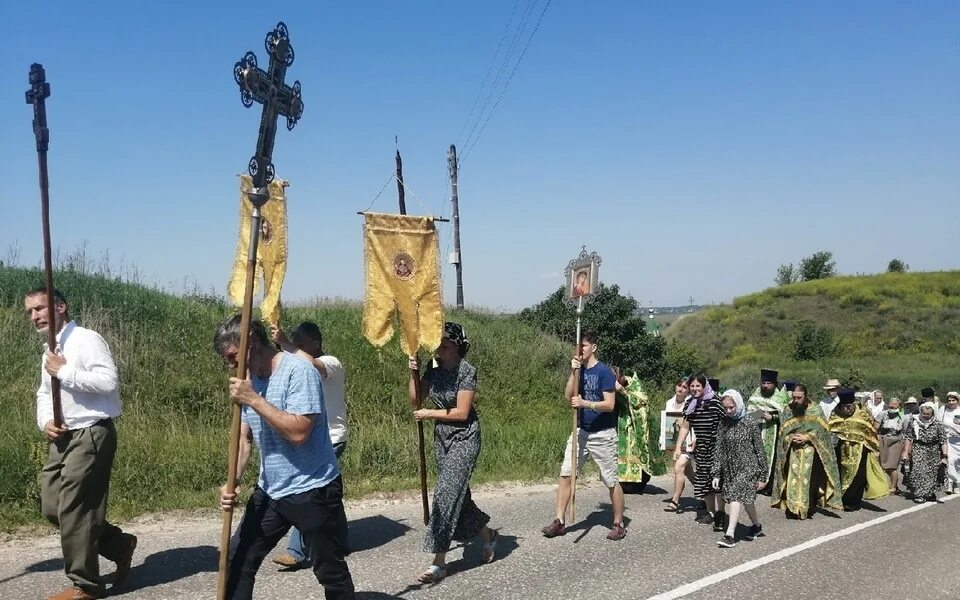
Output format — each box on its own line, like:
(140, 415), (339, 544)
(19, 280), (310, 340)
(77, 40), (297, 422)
(820, 378), (842, 419)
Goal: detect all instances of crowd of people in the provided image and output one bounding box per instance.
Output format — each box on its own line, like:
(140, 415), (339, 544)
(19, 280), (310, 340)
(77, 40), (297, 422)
(656, 371), (959, 548)
(22, 285), (960, 598)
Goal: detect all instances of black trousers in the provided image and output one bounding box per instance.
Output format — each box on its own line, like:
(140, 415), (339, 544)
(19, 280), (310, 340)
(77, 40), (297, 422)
(228, 477), (354, 600)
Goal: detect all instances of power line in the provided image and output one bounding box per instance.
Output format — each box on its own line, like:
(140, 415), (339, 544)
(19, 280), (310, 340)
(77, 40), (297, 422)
(455, 0), (522, 146)
(459, 0), (538, 155)
(460, 0), (552, 165)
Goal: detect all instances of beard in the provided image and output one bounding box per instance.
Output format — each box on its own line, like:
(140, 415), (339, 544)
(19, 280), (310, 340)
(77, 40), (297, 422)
(789, 401), (807, 416)
(760, 386), (776, 399)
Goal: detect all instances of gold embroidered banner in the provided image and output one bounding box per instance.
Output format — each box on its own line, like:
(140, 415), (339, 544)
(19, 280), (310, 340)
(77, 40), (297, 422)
(227, 175), (288, 328)
(362, 212), (443, 355)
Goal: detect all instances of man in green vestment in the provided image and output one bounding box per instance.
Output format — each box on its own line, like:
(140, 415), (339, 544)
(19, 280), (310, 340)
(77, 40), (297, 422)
(615, 372), (653, 493)
(748, 368), (790, 490)
(771, 384), (843, 519)
(828, 388), (890, 511)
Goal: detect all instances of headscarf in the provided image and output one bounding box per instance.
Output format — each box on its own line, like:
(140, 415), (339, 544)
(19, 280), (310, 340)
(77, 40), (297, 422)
(442, 321), (470, 356)
(684, 379), (716, 416)
(918, 401), (937, 423)
(721, 389), (747, 421)
(947, 391), (960, 402)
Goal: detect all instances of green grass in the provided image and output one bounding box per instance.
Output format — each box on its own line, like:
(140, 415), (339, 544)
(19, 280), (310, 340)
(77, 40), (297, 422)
(667, 271), (960, 397)
(0, 266), (574, 531)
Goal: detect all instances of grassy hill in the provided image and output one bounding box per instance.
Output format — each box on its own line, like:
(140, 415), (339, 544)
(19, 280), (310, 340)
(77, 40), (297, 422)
(0, 266), (572, 530)
(666, 271), (960, 396)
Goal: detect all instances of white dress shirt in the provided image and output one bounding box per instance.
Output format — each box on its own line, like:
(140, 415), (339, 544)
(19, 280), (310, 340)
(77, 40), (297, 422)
(317, 355), (348, 445)
(820, 397), (839, 419)
(36, 321), (122, 431)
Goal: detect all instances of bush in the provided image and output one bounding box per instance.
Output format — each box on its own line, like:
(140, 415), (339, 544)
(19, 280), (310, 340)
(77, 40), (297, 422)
(792, 320), (835, 361)
(888, 259), (909, 273)
(799, 251), (837, 281)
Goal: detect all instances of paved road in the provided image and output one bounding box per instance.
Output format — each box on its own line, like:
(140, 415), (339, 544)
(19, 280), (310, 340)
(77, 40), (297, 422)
(2, 477), (957, 599)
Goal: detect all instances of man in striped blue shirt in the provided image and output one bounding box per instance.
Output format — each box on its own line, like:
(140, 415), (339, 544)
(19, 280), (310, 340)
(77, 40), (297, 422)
(215, 315), (354, 600)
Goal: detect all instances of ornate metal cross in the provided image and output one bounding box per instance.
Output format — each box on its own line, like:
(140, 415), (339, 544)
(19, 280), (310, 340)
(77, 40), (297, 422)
(233, 21), (304, 206)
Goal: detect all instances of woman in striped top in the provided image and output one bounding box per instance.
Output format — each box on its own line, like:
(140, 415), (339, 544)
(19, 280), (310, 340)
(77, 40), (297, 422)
(674, 375), (726, 530)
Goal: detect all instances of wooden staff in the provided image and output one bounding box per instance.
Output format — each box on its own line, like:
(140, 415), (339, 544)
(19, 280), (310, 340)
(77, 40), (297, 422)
(217, 205), (263, 599)
(567, 294), (585, 523)
(26, 63), (63, 427)
(397, 148), (430, 525)
(410, 356), (430, 525)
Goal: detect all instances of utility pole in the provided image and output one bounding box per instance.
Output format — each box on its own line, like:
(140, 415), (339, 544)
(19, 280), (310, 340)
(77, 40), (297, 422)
(448, 144), (464, 309)
(395, 148), (406, 215)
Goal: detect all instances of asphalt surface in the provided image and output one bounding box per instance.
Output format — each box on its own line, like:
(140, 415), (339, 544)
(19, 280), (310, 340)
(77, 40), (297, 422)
(1, 476), (957, 599)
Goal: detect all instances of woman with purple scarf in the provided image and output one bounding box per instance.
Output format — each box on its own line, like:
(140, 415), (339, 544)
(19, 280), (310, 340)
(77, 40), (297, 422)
(674, 375), (726, 529)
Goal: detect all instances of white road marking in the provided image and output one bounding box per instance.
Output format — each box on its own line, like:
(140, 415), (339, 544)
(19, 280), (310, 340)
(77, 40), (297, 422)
(646, 494), (959, 600)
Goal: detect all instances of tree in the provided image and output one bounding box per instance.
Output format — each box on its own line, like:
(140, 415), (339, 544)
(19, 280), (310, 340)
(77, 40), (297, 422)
(519, 283), (667, 381)
(775, 263), (799, 286)
(887, 258), (909, 273)
(792, 320), (835, 361)
(799, 251), (836, 281)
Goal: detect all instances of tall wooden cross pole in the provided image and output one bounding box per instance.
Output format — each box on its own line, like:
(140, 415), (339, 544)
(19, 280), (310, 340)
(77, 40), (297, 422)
(25, 64), (63, 428)
(395, 148), (431, 525)
(219, 22), (304, 600)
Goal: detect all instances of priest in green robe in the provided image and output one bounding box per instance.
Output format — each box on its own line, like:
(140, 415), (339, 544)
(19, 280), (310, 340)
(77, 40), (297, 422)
(615, 372), (653, 492)
(771, 384), (843, 519)
(748, 368), (791, 488)
(828, 388), (890, 510)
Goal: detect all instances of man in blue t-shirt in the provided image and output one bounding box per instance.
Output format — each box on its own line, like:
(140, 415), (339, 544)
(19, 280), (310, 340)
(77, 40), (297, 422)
(542, 330), (626, 541)
(215, 315), (354, 600)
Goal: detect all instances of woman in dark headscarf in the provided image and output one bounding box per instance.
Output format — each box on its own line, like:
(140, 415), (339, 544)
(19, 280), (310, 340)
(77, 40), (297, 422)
(408, 322), (497, 583)
(674, 375), (725, 530)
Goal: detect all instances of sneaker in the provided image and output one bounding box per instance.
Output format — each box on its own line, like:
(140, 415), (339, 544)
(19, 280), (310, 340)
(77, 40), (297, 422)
(717, 535), (737, 548)
(272, 552), (310, 570)
(745, 524), (763, 541)
(712, 511), (727, 532)
(694, 511), (713, 525)
(606, 523), (626, 541)
(541, 519), (566, 538)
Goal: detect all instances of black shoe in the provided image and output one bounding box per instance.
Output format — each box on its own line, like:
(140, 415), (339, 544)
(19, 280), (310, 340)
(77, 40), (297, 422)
(717, 535), (737, 548)
(695, 511), (714, 525)
(745, 524), (763, 541)
(712, 511), (727, 532)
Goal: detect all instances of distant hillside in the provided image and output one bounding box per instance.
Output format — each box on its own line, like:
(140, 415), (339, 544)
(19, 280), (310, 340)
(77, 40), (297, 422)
(0, 266), (571, 530)
(666, 271), (960, 396)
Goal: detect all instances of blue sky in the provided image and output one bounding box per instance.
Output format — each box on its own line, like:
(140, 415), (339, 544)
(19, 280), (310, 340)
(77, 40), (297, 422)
(2, 1), (957, 311)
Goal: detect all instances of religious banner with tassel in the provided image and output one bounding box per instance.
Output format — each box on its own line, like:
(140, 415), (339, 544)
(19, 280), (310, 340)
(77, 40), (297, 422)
(227, 174), (288, 329)
(361, 211), (443, 524)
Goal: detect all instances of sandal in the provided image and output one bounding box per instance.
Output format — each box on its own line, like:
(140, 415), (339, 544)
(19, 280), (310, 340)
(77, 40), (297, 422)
(663, 500), (682, 513)
(417, 564), (447, 584)
(482, 529), (499, 563)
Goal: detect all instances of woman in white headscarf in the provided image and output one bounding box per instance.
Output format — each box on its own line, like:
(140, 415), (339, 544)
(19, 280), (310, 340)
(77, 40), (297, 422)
(902, 402), (948, 503)
(937, 392), (960, 494)
(711, 389), (767, 548)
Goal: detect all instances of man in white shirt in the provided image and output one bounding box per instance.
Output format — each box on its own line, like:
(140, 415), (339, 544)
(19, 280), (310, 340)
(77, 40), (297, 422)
(24, 288), (137, 600)
(820, 378), (841, 419)
(269, 321), (348, 570)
